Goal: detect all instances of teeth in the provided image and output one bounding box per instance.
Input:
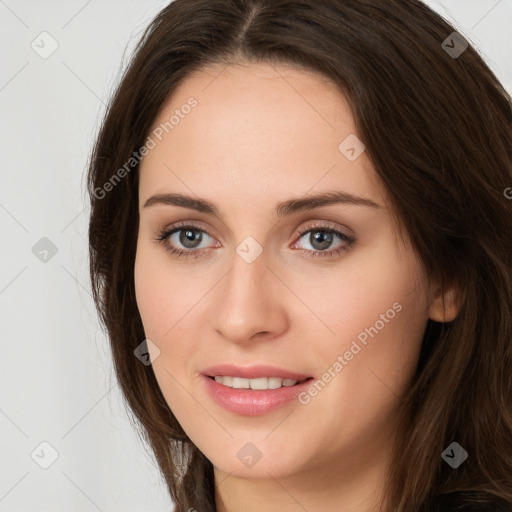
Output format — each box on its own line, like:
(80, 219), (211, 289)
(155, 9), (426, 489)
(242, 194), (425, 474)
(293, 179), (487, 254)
(213, 376), (300, 390)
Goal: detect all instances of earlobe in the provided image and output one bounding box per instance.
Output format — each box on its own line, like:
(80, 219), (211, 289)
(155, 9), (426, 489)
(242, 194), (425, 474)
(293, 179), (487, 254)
(428, 282), (461, 323)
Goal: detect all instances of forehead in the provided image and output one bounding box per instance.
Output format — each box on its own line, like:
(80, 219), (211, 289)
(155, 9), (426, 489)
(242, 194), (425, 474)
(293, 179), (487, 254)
(138, 61), (387, 212)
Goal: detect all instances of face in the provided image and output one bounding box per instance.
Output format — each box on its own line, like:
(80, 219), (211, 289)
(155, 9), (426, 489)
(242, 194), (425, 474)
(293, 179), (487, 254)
(134, 62), (439, 484)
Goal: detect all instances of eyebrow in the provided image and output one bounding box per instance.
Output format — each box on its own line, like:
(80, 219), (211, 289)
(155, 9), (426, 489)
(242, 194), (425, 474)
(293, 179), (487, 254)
(143, 191), (381, 216)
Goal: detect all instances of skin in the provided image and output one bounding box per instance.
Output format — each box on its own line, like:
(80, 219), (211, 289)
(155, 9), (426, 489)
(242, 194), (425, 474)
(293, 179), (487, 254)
(134, 61), (459, 512)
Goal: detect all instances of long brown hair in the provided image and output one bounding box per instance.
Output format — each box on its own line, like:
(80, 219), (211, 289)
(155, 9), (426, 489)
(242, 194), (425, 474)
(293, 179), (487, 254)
(87, 1), (512, 510)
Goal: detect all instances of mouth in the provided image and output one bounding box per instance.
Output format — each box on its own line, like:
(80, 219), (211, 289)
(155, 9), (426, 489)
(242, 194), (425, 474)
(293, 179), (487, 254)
(201, 374), (316, 416)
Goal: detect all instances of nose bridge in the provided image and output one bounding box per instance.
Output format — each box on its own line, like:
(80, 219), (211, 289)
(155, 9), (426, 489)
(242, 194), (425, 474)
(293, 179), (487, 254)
(226, 233), (270, 295)
(212, 241), (286, 342)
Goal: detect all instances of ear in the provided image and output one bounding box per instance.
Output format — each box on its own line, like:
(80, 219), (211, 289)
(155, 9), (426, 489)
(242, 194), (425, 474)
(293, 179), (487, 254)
(427, 279), (461, 323)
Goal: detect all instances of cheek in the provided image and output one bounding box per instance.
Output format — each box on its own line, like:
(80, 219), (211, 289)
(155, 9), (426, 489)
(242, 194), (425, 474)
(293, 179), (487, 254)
(134, 244), (197, 338)
(294, 246), (427, 337)
(134, 250), (196, 410)
(293, 245), (429, 383)
(134, 245), (208, 397)
(134, 249), (164, 335)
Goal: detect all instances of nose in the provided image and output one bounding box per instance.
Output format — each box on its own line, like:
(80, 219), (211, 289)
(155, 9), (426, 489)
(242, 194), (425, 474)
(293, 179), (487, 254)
(211, 246), (289, 344)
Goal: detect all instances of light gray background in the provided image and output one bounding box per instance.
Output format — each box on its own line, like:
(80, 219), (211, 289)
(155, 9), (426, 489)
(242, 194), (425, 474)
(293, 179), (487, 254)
(0, 1), (511, 511)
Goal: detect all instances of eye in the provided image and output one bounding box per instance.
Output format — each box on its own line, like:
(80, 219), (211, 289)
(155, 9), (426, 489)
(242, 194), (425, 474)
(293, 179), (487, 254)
(168, 226), (211, 249)
(154, 221), (219, 259)
(153, 220), (356, 260)
(290, 222), (355, 259)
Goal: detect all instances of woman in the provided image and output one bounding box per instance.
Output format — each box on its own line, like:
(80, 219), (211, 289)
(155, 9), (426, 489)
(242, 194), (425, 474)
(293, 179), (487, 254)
(87, 0), (512, 510)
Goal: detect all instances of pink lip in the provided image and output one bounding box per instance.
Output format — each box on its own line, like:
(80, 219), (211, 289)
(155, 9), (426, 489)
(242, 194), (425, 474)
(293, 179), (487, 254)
(200, 366), (315, 416)
(201, 375), (314, 416)
(201, 363), (312, 381)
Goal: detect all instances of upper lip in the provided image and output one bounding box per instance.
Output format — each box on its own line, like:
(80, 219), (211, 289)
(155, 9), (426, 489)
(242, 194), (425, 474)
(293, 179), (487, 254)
(202, 364), (313, 381)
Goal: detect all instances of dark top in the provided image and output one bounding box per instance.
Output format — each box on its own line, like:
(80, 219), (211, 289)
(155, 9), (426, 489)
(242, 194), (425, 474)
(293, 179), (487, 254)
(427, 492), (512, 511)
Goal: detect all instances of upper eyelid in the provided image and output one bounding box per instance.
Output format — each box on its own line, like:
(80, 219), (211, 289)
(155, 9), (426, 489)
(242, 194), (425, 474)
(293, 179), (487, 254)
(167, 220), (219, 240)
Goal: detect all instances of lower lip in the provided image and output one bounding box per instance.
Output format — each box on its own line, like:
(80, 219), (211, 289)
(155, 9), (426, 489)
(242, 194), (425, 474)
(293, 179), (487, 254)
(201, 375), (314, 416)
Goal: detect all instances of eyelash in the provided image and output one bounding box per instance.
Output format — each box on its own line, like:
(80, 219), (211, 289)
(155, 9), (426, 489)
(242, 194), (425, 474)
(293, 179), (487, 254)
(153, 221), (356, 260)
